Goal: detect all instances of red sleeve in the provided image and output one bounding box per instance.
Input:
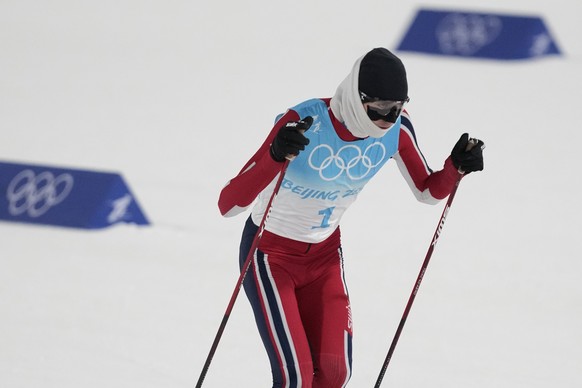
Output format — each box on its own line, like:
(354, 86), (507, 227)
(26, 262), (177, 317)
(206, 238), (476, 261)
(217, 110), (301, 217)
(395, 111), (461, 202)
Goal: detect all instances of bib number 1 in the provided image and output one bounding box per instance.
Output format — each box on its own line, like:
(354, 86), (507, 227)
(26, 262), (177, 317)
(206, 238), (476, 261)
(312, 206), (335, 229)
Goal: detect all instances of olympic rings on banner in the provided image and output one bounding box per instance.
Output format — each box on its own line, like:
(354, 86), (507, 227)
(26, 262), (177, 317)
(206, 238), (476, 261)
(6, 169), (74, 217)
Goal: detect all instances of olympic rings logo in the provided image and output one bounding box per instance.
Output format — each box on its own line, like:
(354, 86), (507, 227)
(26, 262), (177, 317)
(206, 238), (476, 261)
(308, 143), (386, 181)
(6, 169), (74, 218)
(436, 13), (502, 56)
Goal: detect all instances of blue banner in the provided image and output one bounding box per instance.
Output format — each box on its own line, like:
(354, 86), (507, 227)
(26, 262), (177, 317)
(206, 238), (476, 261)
(0, 161), (149, 229)
(397, 9), (561, 60)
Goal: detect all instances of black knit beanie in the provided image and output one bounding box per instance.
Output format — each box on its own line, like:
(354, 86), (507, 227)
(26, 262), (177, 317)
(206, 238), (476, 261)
(358, 48), (408, 101)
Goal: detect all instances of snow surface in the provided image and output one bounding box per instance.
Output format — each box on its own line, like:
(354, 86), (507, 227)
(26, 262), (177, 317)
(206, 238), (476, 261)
(1, 0), (581, 387)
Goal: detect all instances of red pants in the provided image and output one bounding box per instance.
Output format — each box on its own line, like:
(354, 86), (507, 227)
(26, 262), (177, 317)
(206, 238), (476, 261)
(240, 217), (353, 387)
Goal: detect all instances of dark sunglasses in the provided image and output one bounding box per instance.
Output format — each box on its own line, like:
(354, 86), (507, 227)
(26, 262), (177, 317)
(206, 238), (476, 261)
(360, 91), (410, 122)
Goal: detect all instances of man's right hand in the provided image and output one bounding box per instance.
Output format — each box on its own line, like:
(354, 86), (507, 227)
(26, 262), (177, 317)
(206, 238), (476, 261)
(270, 116), (313, 162)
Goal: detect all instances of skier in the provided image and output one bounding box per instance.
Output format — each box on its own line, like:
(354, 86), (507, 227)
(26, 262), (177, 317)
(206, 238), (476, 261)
(218, 47), (484, 388)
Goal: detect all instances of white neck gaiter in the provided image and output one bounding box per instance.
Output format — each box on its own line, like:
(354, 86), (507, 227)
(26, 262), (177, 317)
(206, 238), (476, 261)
(330, 56), (393, 139)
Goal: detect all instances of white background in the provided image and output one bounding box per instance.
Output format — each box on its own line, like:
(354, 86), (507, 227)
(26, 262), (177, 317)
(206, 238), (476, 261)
(1, 0), (581, 387)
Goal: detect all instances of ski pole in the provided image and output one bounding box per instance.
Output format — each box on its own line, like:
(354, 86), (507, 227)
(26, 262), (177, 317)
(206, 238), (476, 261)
(374, 175), (463, 387)
(196, 159), (290, 388)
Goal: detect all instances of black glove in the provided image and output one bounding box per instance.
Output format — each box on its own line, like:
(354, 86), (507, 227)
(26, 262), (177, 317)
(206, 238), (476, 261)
(451, 133), (485, 173)
(270, 116), (313, 162)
